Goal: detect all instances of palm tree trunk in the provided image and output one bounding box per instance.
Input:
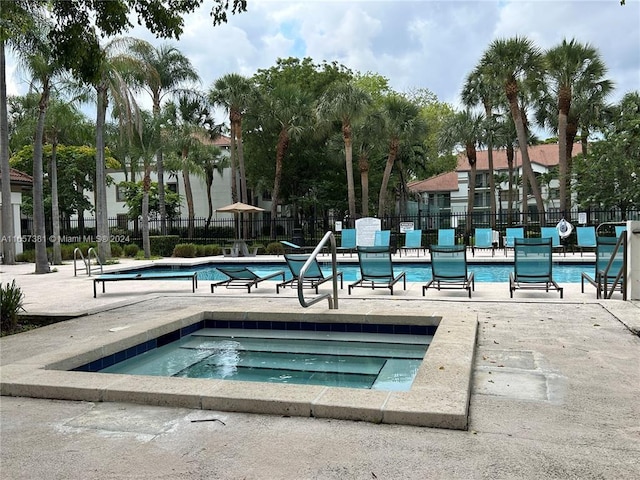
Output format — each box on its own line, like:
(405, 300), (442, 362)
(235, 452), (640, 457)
(141, 164), (151, 258)
(229, 121), (238, 203)
(50, 142), (62, 265)
(235, 118), (248, 238)
(343, 122), (357, 219)
(182, 152), (195, 239)
(205, 168), (214, 228)
(506, 145), (514, 224)
(558, 111), (568, 217)
(466, 145), (477, 237)
(0, 40), (16, 265)
(378, 138), (399, 217)
(270, 129), (288, 239)
(95, 82), (112, 262)
(358, 152), (369, 217)
(157, 148), (166, 235)
(33, 90), (50, 274)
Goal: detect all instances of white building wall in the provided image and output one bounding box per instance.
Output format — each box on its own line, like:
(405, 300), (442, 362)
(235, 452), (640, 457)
(0, 191), (25, 255)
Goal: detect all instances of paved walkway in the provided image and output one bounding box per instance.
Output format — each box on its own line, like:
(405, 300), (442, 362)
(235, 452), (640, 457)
(1, 256), (639, 479)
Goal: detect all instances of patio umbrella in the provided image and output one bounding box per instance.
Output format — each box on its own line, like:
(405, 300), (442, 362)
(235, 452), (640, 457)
(216, 202), (265, 249)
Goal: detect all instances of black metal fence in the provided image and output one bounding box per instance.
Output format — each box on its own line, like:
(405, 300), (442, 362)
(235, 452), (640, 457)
(20, 207), (637, 251)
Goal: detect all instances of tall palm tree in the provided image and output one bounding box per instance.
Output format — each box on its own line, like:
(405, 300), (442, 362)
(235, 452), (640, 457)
(1, 0), (43, 265)
(353, 109), (385, 217)
(461, 65), (503, 229)
(127, 41), (199, 234)
(260, 85), (310, 238)
(209, 73), (254, 238)
(542, 38), (612, 217)
(317, 81), (372, 220)
(377, 93), (423, 218)
(439, 109), (485, 236)
(479, 36), (546, 224)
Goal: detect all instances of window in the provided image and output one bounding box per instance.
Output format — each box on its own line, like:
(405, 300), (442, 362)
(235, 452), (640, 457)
(167, 182), (178, 194)
(116, 184), (127, 202)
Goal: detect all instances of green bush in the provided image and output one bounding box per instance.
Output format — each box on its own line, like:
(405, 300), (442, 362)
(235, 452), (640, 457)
(1, 280), (25, 334)
(172, 243), (197, 257)
(15, 250), (35, 262)
(123, 244), (139, 257)
(265, 242), (285, 255)
(150, 235), (180, 257)
(110, 243), (123, 257)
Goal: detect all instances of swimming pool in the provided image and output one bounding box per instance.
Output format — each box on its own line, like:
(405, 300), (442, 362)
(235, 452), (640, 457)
(115, 261), (596, 283)
(96, 326), (431, 391)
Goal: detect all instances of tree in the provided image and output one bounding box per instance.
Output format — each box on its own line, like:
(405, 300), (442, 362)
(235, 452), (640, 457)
(542, 38), (612, 216)
(127, 41), (200, 234)
(209, 73), (254, 237)
(479, 37), (546, 224)
(439, 109), (485, 235)
(316, 81), (372, 219)
(377, 93), (424, 217)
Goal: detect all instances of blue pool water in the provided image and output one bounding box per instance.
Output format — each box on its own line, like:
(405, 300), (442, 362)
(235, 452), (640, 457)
(98, 328), (431, 391)
(117, 262), (595, 283)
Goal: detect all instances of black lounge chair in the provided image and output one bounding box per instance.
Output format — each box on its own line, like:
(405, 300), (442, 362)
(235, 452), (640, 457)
(509, 238), (563, 298)
(348, 246), (406, 295)
(210, 266), (285, 293)
(276, 254), (343, 293)
(423, 245), (474, 298)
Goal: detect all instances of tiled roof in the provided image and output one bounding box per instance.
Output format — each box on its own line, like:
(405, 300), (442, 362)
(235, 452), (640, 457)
(0, 167), (33, 186)
(408, 171), (458, 193)
(456, 143), (582, 172)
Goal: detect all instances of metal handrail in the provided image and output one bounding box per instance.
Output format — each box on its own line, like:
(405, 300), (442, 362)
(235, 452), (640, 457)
(601, 234), (626, 300)
(73, 247), (103, 277)
(87, 247), (103, 277)
(297, 231), (339, 309)
(73, 248), (86, 277)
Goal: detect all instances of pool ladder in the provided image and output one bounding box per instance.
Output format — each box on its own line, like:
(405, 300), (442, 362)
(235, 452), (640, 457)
(73, 247), (103, 277)
(297, 231), (340, 309)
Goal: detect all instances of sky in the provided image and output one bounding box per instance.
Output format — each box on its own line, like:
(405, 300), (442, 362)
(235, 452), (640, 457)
(5, 0), (640, 136)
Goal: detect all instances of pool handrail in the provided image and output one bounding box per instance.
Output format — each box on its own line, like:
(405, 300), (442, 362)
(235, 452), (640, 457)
(297, 230), (339, 309)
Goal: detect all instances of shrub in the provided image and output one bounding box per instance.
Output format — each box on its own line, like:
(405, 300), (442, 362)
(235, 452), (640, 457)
(123, 244), (139, 257)
(172, 243), (197, 257)
(150, 235), (180, 257)
(16, 250), (35, 262)
(265, 242), (285, 255)
(110, 243), (123, 257)
(1, 280), (25, 334)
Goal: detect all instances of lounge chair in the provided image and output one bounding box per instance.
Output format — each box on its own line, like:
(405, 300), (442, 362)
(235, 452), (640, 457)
(348, 246), (406, 295)
(576, 226), (597, 256)
(540, 226), (565, 257)
(509, 238), (563, 298)
(399, 230), (424, 257)
(472, 228), (495, 257)
(276, 254), (343, 293)
(374, 230), (391, 247)
(581, 236), (625, 299)
(503, 227), (524, 256)
(423, 245), (475, 298)
(210, 266), (285, 293)
(615, 225), (626, 238)
(337, 228), (357, 256)
(437, 228), (456, 246)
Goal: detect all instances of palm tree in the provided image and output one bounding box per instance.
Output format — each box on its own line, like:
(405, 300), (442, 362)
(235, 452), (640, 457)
(1, 0), (43, 265)
(127, 41), (199, 234)
(354, 109), (385, 217)
(479, 36), (546, 224)
(461, 65), (503, 229)
(260, 85), (311, 238)
(377, 93), (423, 218)
(542, 38), (612, 217)
(209, 73), (254, 238)
(439, 109), (485, 236)
(317, 81), (372, 219)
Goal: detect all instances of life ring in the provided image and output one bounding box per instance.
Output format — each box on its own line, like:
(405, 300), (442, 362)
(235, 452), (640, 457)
(556, 219), (573, 239)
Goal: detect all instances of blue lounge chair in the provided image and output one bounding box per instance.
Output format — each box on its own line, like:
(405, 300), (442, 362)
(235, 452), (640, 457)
(581, 236), (625, 299)
(337, 228), (357, 256)
(423, 245), (474, 298)
(540, 226), (565, 257)
(211, 266), (285, 293)
(472, 228), (495, 256)
(276, 254), (343, 294)
(503, 227), (524, 256)
(576, 226), (597, 256)
(374, 230), (391, 247)
(437, 228), (455, 246)
(509, 238), (563, 298)
(615, 225), (626, 238)
(348, 246), (406, 295)
(399, 230), (424, 257)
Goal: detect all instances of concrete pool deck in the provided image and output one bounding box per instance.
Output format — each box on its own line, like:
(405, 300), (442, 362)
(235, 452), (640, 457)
(1, 255), (639, 478)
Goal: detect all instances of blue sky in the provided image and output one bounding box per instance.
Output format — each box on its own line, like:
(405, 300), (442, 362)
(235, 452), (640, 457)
(5, 1), (640, 136)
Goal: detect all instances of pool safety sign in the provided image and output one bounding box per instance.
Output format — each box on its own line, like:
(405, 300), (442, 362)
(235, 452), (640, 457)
(400, 222), (414, 233)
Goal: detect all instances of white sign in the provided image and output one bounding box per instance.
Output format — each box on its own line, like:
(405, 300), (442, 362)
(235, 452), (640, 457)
(400, 222), (414, 233)
(355, 217), (381, 246)
(578, 212), (587, 225)
(334, 221), (342, 232)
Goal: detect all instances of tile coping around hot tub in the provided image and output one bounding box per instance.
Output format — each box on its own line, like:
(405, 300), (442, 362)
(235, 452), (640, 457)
(0, 308), (477, 430)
